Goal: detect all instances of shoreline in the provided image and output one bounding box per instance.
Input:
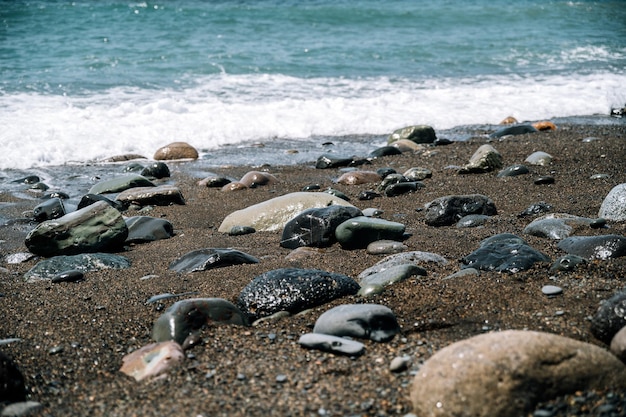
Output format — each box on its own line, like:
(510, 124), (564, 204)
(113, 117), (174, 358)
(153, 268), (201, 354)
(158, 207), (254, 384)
(1, 123), (626, 416)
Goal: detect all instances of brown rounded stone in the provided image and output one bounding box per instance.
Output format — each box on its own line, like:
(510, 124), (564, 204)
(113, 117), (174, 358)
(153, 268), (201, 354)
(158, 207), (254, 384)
(532, 120), (557, 131)
(499, 116), (518, 125)
(239, 171), (278, 187)
(153, 142), (199, 160)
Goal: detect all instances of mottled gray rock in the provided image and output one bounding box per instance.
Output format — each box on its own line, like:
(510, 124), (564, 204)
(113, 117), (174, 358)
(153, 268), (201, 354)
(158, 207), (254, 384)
(525, 151), (553, 166)
(489, 123), (538, 138)
(523, 213), (597, 240)
(358, 251), (447, 281)
(456, 214), (491, 228)
(496, 164), (529, 177)
(443, 268), (479, 280)
(518, 201), (553, 217)
(298, 333), (365, 356)
(25, 201), (128, 257)
(359, 263), (426, 288)
(33, 197), (66, 222)
(549, 254), (586, 273)
(366, 240), (408, 255)
(313, 303), (400, 342)
(598, 183), (626, 221)
(88, 174), (154, 195)
(336, 171), (381, 185)
(410, 330), (626, 417)
(0, 351), (25, 403)
(237, 268), (359, 322)
(280, 205), (362, 249)
(125, 216), (174, 243)
(591, 290), (626, 345)
(218, 192), (355, 233)
(23, 253), (131, 282)
(362, 208), (384, 218)
(116, 184), (185, 206)
(335, 216), (406, 249)
(169, 248), (259, 273)
(388, 125), (436, 144)
(152, 298), (248, 344)
(458, 144), (503, 174)
(424, 194), (497, 226)
(403, 167), (432, 181)
(610, 326), (626, 362)
(461, 233), (550, 273)
(557, 234), (626, 260)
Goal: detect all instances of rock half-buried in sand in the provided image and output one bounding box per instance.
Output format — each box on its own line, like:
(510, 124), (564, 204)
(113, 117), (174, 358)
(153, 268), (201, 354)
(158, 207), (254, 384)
(24, 253), (131, 282)
(410, 330), (626, 417)
(218, 192), (355, 233)
(120, 341), (184, 382)
(168, 248), (259, 273)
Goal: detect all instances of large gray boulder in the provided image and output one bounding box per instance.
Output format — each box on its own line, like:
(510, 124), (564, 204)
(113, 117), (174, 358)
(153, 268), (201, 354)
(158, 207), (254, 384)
(410, 330), (626, 417)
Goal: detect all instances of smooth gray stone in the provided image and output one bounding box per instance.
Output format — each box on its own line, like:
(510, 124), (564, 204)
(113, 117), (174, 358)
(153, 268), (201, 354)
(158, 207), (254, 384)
(443, 268), (480, 280)
(523, 214), (596, 240)
(489, 123), (538, 138)
(541, 285), (562, 296)
(357, 283), (385, 297)
(0, 401), (42, 417)
(116, 184), (185, 206)
(610, 326), (626, 362)
(237, 268), (359, 322)
(152, 298), (248, 344)
(557, 234), (626, 260)
(335, 216), (406, 249)
(323, 188), (350, 201)
(25, 200), (128, 257)
(598, 183), (626, 221)
(358, 251), (447, 281)
(590, 290), (626, 345)
(125, 216), (174, 243)
(88, 174), (154, 195)
(33, 197), (65, 222)
(369, 146), (402, 158)
(458, 144), (503, 173)
(390, 355), (412, 373)
(549, 254), (586, 273)
(169, 248), (259, 273)
(280, 205), (362, 249)
(24, 253), (131, 282)
(359, 263), (426, 288)
(388, 125), (436, 144)
(366, 240), (408, 255)
(228, 225), (256, 236)
(497, 164), (529, 177)
(461, 233), (550, 273)
(313, 303), (400, 342)
(362, 208), (384, 218)
(456, 214), (491, 228)
(218, 192), (355, 233)
(377, 173), (410, 192)
(77, 193), (125, 211)
(424, 194), (497, 226)
(298, 333), (365, 356)
(403, 167), (432, 181)
(525, 151), (553, 166)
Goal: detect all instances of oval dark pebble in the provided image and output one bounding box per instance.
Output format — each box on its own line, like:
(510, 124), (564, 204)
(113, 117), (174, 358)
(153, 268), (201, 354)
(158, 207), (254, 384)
(229, 226), (256, 236)
(534, 176), (555, 185)
(51, 270), (85, 283)
(358, 190), (381, 201)
(302, 184), (321, 191)
(589, 218), (606, 229)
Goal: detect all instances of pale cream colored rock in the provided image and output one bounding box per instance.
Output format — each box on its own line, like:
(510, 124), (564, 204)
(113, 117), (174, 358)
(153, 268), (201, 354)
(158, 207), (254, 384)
(411, 330), (626, 417)
(120, 341), (184, 382)
(218, 192), (355, 233)
(389, 139), (426, 152)
(336, 171), (381, 185)
(153, 141), (198, 160)
(610, 325), (626, 362)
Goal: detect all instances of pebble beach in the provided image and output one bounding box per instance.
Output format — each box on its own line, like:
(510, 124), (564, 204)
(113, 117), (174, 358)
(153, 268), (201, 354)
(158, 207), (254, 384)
(1, 122), (626, 416)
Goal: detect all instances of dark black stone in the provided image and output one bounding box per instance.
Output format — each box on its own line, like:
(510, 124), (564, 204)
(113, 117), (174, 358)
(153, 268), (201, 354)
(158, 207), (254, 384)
(518, 201), (553, 217)
(324, 188), (350, 201)
(376, 167), (396, 178)
(237, 268), (360, 322)
(140, 162), (171, 179)
(534, 176), (555, 185)
(125, 216), (174, 243)
(384, 181), (424, 197)
(489, 124), (538, 138)
(12, 175), (40, 184)
(590, 290), (626, 345)
(497, 164), (530, 177)
(280, 205), (362, 249)
(315, 154), (354, 169)
(424, 194), (497, 226)
(358, 190), (381, 201)
(301, 184), (321, 191)
(0, 351), (26, 403)
(368, 146), (402, 158)
(77, 194), (126, 211)
(51, 269), (85, 283)
(461, 233), (550, 273)
(169, 248), (259, 273)
(33, 197), (66, 222)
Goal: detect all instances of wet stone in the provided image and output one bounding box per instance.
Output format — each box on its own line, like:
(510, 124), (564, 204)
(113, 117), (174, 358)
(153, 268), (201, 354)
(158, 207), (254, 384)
(324, 188), (350, 201)
(140, 162), (171, 179)
(313, 303), (400, 342)
(51, 269), (84, 283)
(518, 201), (553, 217)
(557, 234), (626, 260)
(76, 194), (125, 211)
(403, 167), (432, 181)
(24, 253), (131, 282)
(198, 175), (232, 188)
(461, 233), (550, 273)
(280, 205), (362, 249)
(497, 164), (529, 177)
(88, 174), (155, 195)
(237, 268), (359, 322)
(489, 123), (538, 138)
(298, 333), (365, 356)
(239, 171), (278, 188)
(33, 197), (66, 222)
(125, 216), (174, 243)
(590, 290), (626, 345)
(368, 146), (402, 158)
(335, 216), (406, 249)
(525, 151), (553, 166)
(152, 298), (248, 344)
(153, 141), (199, 160)
(315, 154), (354, 169)
(116, 184), (185, 206)
(424, 194), (497, 226)
(388, 125), (436, 144)
(534, 176), (555, 185)
(383, 181), (424, 197)
(169, 248), (259, 273)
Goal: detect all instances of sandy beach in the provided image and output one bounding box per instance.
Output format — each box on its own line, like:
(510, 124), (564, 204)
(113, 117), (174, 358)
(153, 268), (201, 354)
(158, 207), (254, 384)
(1, 123), (625, 416)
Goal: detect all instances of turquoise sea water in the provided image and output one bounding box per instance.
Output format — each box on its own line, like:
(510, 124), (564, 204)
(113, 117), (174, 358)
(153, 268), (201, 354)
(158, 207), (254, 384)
(1, 0), (625, 169)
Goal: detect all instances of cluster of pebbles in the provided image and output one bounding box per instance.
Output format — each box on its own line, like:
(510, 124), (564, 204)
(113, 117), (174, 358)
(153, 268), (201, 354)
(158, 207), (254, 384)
(1, 123), (626, 416)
